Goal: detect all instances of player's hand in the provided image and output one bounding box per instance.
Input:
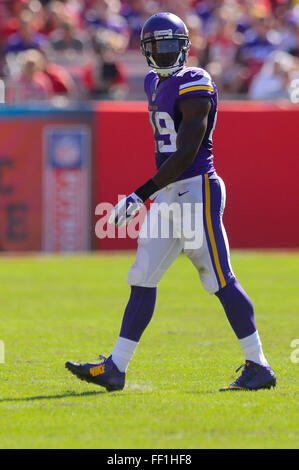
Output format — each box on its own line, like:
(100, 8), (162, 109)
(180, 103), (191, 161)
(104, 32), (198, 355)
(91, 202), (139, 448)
(108, 193), (144, 228)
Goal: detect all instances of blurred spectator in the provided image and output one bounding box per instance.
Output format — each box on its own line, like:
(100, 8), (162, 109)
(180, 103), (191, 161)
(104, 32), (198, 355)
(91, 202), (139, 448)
(161, 0), (195, 24)
(83, 30), (128, 99)
(5, 10), (48, 55)
(121, 0), (152, 48)
(194, 0), (223, 34)
(49, 17), (91, 55)
(84, 0), (130, 50)
(285, 21), (299, 57)
(239, 17), (278, 83)
(186, 14), (207, 67)
(205, 17), (243, 93)
(40, 52), (77, 95)
(249, 50), (298, 99)
(0, 0), (298, 102)
(39, 1), (67, 36)
(11, 48), (52, 101)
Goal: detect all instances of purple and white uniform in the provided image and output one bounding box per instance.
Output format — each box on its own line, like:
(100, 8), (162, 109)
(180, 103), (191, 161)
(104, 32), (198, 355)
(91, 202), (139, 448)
(144, 66), (217, 180)
(128, 66), (235, 294)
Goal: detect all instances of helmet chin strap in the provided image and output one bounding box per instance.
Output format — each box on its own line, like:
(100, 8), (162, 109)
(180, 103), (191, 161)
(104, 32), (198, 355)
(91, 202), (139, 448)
(148, 50), (186, 77)
(156, 65), (183, 77)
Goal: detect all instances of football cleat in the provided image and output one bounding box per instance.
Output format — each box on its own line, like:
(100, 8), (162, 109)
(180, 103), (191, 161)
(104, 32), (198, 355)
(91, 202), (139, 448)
(219, 360), (276, 391)
(65, 355), (125, 392)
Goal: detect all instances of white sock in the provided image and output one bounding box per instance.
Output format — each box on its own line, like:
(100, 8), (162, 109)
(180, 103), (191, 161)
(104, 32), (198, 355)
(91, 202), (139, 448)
(239, 331), (269, 367)
(112, 336), (138, 372)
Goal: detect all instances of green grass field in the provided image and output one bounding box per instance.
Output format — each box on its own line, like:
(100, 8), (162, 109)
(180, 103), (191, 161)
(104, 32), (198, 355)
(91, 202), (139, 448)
(0, 251), (298, 449)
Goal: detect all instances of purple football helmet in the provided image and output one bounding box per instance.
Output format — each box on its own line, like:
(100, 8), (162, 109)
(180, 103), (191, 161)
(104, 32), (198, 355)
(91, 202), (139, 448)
(140, 12), (191, 77)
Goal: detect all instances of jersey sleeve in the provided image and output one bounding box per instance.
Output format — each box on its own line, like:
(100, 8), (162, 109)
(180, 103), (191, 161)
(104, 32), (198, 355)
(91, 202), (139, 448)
(177, 68), (216, 100)
(144, 70), (154, 97)
(144, 72), (149, 94)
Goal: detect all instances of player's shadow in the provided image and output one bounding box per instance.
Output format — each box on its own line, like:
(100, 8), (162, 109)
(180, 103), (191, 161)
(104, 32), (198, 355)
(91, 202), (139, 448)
(0, 390), (107, 403)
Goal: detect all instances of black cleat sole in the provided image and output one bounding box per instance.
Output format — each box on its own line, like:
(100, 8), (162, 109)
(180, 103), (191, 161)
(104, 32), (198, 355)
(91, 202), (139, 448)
(219, 377), (276, 392)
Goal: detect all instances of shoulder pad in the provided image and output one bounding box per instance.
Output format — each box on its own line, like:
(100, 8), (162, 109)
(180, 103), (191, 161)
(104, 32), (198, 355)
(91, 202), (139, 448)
(144, 70), (157, 93)
(175, 67), (215, 96)
(176, 66), (212, 83)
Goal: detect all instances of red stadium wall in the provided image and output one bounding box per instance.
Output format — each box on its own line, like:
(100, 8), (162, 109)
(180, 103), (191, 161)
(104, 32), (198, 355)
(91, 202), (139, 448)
(213, 102), (299, 248)
(0, 104), (297, 251)
(0, 110), (93, 251)
(93, 102), (155, 250)
(0, 120), (42, 251)
(93, 101), (299, 250)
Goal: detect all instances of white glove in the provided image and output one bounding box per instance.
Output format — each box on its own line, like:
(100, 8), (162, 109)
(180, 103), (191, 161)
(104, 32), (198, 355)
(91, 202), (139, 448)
(108, 192), (144, 228)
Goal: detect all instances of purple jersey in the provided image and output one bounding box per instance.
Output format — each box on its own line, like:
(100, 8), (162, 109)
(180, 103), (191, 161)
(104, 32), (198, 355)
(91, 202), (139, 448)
(144, 66), (217, 181)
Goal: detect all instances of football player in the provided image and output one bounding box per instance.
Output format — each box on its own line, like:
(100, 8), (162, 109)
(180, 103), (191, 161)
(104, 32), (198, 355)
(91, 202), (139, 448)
(66, 12), (276, 392)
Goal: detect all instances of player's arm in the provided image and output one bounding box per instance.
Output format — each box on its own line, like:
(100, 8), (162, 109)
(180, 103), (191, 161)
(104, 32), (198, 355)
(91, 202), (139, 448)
(152, 96), (211, 190)
(109, 96), (211, 227)
(132, 95), (211, 201)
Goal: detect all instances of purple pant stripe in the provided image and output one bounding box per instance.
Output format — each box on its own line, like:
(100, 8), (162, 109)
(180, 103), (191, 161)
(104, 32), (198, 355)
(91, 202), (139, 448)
(203, 174), (235, 292)
(202, 174), (222, 290)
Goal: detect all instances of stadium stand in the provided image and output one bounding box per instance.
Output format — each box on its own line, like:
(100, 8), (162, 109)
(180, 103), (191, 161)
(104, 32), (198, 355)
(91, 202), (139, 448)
(0, 0), (298, 101)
